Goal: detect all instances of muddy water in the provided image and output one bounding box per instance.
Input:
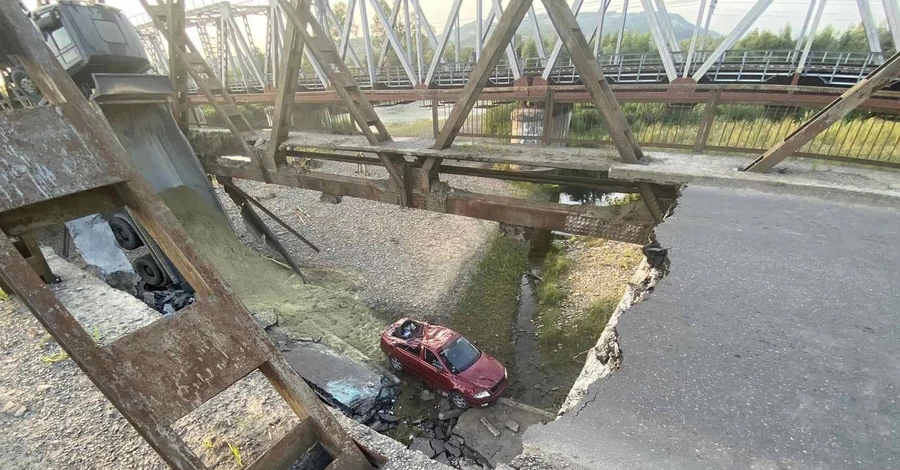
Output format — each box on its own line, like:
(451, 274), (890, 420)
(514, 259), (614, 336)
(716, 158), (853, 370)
(511, 271), (552, 407)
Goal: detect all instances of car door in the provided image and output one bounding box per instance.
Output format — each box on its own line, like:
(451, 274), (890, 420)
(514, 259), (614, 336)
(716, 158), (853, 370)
(396, 344), (423, 373)
(421, 347), (455, 393)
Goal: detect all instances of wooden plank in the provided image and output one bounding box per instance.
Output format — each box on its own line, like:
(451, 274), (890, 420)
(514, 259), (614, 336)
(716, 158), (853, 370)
(245, 418), (317, 470)
(432, 0), (533, 150)
(745, 50), (900, 172)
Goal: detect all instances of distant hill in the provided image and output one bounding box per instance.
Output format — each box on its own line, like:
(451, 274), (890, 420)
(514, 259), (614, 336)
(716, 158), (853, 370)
(456, 10), (721, 45)
(347, 10), (721, 58)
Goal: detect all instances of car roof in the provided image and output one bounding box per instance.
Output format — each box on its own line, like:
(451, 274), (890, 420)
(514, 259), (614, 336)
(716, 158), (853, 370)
(417, 323), (459, 351)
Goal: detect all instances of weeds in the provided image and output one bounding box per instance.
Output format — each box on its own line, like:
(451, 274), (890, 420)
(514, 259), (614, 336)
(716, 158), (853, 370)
(538, 281), (563, 306)
(0, 288), (7, 302)
(41, 350), (69, 364)
(227, 442), (243, 468)
(450, 235), (529, 368)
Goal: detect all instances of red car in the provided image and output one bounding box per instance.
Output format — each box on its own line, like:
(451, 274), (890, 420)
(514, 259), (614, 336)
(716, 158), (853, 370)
(380, 318), (507, 409)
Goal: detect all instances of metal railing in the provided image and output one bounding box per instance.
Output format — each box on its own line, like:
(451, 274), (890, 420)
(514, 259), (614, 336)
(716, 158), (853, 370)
(437, 99), (900, 169)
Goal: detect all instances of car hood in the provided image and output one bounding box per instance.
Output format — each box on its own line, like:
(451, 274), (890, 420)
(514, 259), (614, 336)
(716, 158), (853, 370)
(456, 353), (505, 389)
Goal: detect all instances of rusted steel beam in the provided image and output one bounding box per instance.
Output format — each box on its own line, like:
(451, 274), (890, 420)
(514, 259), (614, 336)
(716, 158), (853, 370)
(745, 51), (900, 172)
(0, 2), (372, 468)
(694, 89), (721, 153)
(541, 0), (644, 164)
(166, 0), (191, 132)
(432, 0), (533, 150)
(221, 179), (319, 253)
(203, 156), (658, 244)
(198, 85), (900, 113)
(0, 186), (122, 237)
(275, 0), (412, 209)
(265, 0), (310, 170)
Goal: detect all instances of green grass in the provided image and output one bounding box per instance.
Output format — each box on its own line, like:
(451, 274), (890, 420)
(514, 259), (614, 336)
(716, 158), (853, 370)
(449, 235), (529, 368)
(0, 288), (7, 302)
(387, 119), (436, 138)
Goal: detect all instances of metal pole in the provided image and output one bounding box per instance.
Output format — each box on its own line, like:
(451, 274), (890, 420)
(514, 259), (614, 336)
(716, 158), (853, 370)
(528, 5), (546, 59)
(884, 0), (900, 53)
(794, 0), (816, 52)
(653, 0), (681, 52)
(424, 0), (464, 85)
(691, 0), (772, 81)
(455, 13), (461, 63)
(795, 0), (826, 75)
(641, 0), (678, 80)
(415, 0), (424, 82)
(615, 0), (630, 60)
(683, 0), (708, 78)
(476, 0), (483, 59)
(403, 0), (413, 65)
(359, 0), (377, 86)
(594, 0), (611, 58)
(542, 0), (588, 79)
(856, 0), (883, 64)
(699, 0), (716, 50)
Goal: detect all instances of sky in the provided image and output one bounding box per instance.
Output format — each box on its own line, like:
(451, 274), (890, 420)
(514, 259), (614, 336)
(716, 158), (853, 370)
(24, 0), (894, 44)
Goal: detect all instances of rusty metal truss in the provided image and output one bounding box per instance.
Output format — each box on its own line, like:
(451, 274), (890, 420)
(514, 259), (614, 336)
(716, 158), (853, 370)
(0, 3), (371, 469)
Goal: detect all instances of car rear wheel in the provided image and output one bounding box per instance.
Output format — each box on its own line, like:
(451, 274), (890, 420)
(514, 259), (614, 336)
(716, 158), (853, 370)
(389, 355), (403, 372)
(450, 391), (469, 410)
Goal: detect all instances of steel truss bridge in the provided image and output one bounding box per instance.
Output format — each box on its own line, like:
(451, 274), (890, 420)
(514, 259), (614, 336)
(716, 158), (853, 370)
(130, 0), (900, 93)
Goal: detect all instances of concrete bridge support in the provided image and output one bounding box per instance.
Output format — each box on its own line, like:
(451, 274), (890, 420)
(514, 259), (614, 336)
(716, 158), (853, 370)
(509, 103), (572, 146)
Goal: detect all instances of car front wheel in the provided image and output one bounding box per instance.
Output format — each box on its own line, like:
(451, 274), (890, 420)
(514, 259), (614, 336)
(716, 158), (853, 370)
(389, 355), (403, 372)
(450, 391), (469, 409)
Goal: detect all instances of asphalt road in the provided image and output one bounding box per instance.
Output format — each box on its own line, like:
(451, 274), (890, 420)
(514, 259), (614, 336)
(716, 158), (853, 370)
(524, 185), (900, 469)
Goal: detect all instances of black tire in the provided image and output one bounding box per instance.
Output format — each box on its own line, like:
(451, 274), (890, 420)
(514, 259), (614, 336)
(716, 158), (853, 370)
(108, 217), (144, 250)
(450, 391), (469, 410)
(10, 67), (41, 100)
(389, 355), (403, 372)
(134, 254), (168, 287)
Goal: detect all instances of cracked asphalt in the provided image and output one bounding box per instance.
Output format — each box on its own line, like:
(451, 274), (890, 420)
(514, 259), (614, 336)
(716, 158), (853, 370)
(523, 185), (900, 469)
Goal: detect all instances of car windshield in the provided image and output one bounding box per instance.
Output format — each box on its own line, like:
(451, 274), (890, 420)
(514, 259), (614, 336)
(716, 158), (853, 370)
(440, 336), (481, 374)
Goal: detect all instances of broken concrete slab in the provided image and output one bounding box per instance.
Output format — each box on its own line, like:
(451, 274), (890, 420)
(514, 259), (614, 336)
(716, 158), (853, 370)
(504, 420), (519, 433)
(480, 417), (500, 437)
(524, 186), (900, 469)
(278, 335), (397, 422)
(445, 442), (461, 458)
(454, 400), (552, 468)
(437, 407), (465, 421)
(331, 410), (455, 469)
(408, 437), (435, 458)
(430, 439), (445, 455)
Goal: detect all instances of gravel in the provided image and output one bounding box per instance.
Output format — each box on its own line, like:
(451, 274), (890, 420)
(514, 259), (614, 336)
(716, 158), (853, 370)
(219, 159), (514, 321)
(0, 252), (302, 470)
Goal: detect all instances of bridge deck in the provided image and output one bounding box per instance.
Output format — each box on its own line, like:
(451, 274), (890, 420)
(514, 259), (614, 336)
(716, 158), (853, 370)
(190, 128), (900, 206)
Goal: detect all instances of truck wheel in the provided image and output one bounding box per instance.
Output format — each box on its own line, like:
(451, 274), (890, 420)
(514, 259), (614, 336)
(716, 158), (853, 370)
(450, 391), (469, 410)
(108, 217), (144, 250)
(10, 67), (41, 100)
(389, 355), (403, 372)
(134, 254), (168, 287)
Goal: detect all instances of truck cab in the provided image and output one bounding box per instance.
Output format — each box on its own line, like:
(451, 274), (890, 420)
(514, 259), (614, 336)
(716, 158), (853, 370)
(4, 1), (150, 99)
